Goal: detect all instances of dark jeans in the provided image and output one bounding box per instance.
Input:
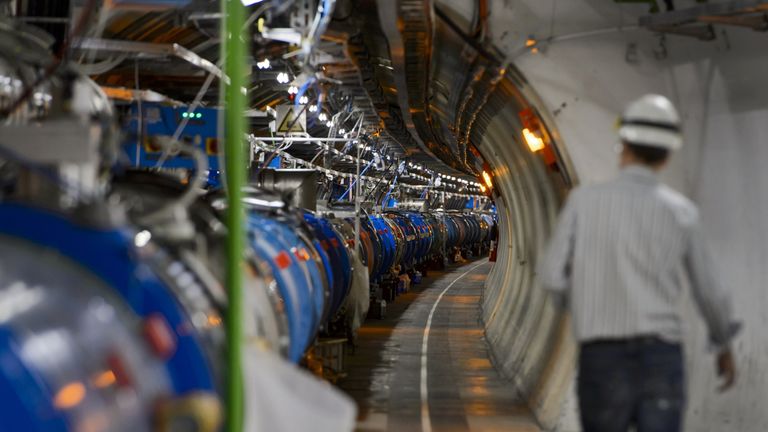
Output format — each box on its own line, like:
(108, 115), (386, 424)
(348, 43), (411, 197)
(578, 337), (685, 432)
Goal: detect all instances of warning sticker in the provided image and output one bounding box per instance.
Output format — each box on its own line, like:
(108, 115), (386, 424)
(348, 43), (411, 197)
(274, 105), (307, 135)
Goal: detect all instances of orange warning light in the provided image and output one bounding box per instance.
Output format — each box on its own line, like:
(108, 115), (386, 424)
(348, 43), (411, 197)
(93, 371), (117, 389)
(54, 382), (86, 410)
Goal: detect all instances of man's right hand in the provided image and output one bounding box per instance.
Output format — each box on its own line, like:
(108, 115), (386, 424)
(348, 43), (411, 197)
(716, 348), (737, 392)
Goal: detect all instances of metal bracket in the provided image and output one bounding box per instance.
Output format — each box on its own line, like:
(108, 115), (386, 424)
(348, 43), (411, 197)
(698, 12), (768, 30)
(72, 38), (227, 82)
(639, 1), (768, 39)
(648, 24), (716, 40)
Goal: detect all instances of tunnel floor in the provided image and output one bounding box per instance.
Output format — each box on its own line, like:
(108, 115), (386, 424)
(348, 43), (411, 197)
(339, 259), (541, 432)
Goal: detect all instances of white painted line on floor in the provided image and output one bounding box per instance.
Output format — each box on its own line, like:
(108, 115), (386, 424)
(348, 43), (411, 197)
(420, 260), (489, 432)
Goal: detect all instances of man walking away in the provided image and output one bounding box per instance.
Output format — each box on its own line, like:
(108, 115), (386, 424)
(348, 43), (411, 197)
(537, 94), (740, 432)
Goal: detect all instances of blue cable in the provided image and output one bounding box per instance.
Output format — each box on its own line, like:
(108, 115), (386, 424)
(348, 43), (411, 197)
(323, 0), (332, 17)
(339, 158), (375, 200)
(382, 174), (398, 208)
(294, 77), (315, 108)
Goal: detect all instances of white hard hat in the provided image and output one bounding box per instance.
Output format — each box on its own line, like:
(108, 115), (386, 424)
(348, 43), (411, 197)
(618, 94), (682, 150)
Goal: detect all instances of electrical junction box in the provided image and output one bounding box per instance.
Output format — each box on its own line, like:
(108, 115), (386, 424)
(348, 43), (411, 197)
(124, 102), (222, 186)
(106, 0), (192, 10)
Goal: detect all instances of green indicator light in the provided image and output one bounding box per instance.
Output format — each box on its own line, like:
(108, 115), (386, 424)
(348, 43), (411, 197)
(182, 112), (188, 118)
(196, 112), (202, 119)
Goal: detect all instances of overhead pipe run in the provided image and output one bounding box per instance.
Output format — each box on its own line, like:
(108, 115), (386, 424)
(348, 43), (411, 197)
(373, 0), (473, 174)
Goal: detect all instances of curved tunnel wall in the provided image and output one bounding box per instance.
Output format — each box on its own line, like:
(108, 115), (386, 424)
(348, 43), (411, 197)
(471, 76), (577, 429)
(472, 2), (768, 430)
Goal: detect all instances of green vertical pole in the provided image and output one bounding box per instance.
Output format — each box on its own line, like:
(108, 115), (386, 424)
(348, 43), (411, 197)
(223, 1), (248, 431)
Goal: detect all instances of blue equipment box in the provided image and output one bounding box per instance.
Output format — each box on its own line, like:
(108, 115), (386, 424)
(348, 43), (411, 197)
(124, 102), (221, 185)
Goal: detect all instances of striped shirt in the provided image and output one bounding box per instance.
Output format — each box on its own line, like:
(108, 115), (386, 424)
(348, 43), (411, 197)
(538, 165), (739, 347)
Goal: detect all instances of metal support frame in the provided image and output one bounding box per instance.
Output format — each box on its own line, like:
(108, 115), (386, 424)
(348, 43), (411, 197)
(249, 136), (485, 209)
(354, 139), (362, 259)
(441, 185), (447, 260)
(73, 37), (227, 81)
(639, 1), (768, 39)
(254, 137), (361, 142)
(698, 12), (768, 30)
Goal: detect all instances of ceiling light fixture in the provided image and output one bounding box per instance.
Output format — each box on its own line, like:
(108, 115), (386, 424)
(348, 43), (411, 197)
(482, 170), (493, 189)
(522, 128), (545, 152)
(276, 72), (290, 84)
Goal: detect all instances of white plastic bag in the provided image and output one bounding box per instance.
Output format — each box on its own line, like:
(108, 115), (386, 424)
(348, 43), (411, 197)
(243, 346), (357, 432)
(344, 248), (371, 333)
